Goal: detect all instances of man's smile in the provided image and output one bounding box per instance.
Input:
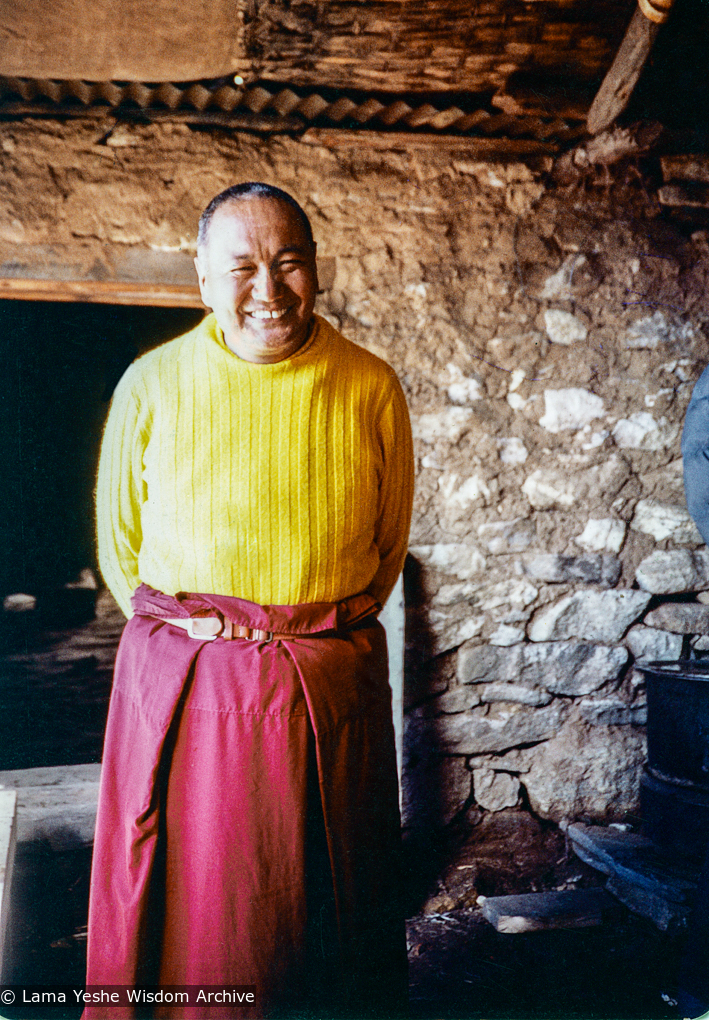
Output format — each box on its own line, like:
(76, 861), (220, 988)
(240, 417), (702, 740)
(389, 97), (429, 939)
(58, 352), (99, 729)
(195, 196), (319, 362)
(246, 306), (291, 321)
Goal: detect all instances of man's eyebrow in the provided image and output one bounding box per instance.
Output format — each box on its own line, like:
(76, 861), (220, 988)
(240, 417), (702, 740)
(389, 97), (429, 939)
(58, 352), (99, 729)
(274, 245), (311, 257)
(228, 246), (310, 261)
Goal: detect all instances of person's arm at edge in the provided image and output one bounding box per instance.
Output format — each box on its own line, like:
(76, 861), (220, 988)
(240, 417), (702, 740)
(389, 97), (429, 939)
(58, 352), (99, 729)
(683, 364), (709, 547)
(367, 376), (415, 608)
(95, 367), (149, 618)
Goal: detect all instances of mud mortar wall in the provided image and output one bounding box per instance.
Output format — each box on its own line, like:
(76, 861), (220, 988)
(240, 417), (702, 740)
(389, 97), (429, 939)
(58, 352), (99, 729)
(2, 117), (709, 849)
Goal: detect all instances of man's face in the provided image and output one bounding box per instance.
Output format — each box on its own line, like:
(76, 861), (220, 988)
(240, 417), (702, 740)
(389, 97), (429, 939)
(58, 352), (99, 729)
(195, 197), (318, 363)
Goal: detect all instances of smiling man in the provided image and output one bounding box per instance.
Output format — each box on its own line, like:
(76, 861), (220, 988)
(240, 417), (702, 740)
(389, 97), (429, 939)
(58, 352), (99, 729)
(195, 187), (318, 364)
(86, 183), (414, 1019)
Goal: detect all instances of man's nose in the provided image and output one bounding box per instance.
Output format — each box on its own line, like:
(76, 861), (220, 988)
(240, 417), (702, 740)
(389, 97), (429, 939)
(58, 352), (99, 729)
(250, 265), (280, 302)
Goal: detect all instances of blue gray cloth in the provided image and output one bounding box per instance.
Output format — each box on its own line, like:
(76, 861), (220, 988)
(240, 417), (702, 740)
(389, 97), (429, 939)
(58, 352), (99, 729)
(680, 363), (709, 1013)
(682, 363), (709, 546)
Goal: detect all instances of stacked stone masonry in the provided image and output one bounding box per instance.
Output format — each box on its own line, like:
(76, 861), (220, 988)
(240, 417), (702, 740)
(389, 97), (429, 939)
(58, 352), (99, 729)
(2, 117), (709, 855)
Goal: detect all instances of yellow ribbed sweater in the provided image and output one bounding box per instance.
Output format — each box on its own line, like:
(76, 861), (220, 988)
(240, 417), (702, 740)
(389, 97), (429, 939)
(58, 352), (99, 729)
(96, 313), (414, 617)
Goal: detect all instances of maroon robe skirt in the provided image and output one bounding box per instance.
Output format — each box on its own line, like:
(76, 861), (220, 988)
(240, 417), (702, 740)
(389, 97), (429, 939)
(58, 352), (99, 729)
(84, 585), (407, 1019)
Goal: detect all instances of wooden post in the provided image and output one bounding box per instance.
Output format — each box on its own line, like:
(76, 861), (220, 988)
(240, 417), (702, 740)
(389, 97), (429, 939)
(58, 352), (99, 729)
(587, 0), (676, 136)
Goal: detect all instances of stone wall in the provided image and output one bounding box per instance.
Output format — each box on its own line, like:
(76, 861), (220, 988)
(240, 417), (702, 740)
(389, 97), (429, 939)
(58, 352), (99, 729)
(2, 116), (709, 876)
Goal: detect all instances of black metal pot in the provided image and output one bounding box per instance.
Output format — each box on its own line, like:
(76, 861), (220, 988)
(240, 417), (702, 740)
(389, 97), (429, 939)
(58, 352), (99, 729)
(638, 660), (709, 858)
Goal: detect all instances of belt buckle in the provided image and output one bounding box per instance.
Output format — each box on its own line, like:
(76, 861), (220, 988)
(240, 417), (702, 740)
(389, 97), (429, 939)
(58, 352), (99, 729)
(185, 618), (220, 641)
(251, 628), (273, 643)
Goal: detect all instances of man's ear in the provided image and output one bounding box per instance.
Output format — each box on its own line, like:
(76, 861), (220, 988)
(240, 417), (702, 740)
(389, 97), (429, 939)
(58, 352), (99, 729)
(194, 254), (213, 309)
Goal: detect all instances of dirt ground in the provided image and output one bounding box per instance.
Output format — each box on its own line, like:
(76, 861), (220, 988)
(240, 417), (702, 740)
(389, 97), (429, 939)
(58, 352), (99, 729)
(0, 836), (687, 1020)
(406, 907), (683, 1020)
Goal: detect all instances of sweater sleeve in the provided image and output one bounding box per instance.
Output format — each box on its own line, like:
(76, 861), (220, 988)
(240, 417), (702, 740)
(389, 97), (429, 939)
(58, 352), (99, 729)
(683, 364), (709, 546)
(95, 367), (150, 617)
(367, 377), (414, 607)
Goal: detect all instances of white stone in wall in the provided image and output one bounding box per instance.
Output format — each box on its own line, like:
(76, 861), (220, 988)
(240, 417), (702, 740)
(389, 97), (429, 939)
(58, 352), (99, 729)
(578, 699), (647, 726)
(411, 408), (473, 444)
(488, 623), (525, 646)
(429, 701), (567, 755)
(611, 412), (679, 451)
(478, 683), (552, 706)
(576, 428), (610, 451)
(457, 643), (522, 684)
(583, 454), (630, 504)
(477, 519), (535, 554)
(445, 363), (483, 404)
(623, 310), (695, 350)
(644, 602), (709, 635)
(428, 686), (483, 715)
(520, 553), (620, 586)
(575, 518), (626, 553)
(523, 719), (645, 821)
(630, 499), (703, 544)
(3, 593), (37, 612)
(508, 368), (526, 393)
(507, 391), (535, 411)
(457, 640), (628, 696)
(528, 590), (652, 644)
(431, 582), (477, 607)
(539, 388), (605, 432)
(543, 309), (588, 345)
(540, 254), (587, 301)
(497, 437), (528, 465)
(645, 388), (674, 408)
(472, 747), (535, 775)
(626, 625), (683, 662)
(438, 472), (491, 507)
(410, 543), (486, 579)
(636, 549), (709, 594)
(476, 579), (539, 612)
(473, 769), (520, 812)
(522, 468), (577, 509)
(524, 642), (629, 696)
(426, 609), (484, 655)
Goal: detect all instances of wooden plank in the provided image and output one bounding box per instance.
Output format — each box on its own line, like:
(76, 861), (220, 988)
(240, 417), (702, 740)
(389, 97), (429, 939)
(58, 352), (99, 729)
(301, 129), (558, 158)
(658, 183), (709, 209)
(481, 888), (612, 933)
(0, 790), (17, 978)
(661, 155), (709, 185)
(0, 278), (203, 307)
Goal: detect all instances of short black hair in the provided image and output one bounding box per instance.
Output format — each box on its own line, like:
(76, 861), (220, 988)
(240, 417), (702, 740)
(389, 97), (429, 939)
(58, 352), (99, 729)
(197, 182), (315, 252)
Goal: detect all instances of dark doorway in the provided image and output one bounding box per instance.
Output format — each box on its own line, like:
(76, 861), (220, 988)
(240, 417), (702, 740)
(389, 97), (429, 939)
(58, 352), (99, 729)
(0, 299), (204, 769)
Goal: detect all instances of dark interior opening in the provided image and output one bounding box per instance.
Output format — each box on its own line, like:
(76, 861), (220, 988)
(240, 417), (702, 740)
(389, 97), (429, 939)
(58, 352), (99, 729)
(0, 300), (204, 598)
(0, 299), (204, 769)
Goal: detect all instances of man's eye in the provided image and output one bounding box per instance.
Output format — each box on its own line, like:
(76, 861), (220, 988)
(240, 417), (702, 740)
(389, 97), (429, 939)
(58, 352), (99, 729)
(232, 265), (255, 274)
(279, 259), (303, 270)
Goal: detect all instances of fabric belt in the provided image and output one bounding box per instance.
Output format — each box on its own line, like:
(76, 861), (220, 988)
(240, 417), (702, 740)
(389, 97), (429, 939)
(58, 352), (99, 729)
(166, 616), (298, 642)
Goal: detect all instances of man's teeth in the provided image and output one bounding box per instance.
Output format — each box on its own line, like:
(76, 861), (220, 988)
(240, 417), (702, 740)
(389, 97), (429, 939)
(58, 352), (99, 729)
(249, 308), (288, 320)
